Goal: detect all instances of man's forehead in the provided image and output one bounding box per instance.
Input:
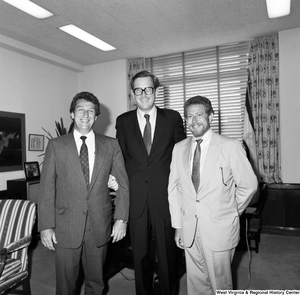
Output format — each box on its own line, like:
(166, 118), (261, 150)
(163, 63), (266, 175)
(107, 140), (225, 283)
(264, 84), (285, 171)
(134, 77), (153, 86)
(187, 104), (205, 112)
(75, 99), (95, 107)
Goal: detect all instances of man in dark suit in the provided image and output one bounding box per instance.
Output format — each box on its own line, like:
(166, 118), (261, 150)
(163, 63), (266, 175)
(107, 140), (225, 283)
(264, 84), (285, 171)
(116, 70), (186, 295)
(38, 91), (129, 295)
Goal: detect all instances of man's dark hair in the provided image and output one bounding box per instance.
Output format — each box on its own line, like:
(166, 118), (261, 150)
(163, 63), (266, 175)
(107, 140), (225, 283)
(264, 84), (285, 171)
(130, 70), (160, 90)
(184, 95), (214, 118)
(69, 91), (101, 116)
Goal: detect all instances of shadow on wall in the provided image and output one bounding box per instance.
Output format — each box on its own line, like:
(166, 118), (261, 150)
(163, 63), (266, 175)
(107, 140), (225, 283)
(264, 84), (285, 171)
(93, 103), (112, 136)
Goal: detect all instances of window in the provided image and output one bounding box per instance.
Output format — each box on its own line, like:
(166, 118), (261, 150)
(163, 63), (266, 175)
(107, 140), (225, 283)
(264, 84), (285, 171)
(145, 41), (249, 140)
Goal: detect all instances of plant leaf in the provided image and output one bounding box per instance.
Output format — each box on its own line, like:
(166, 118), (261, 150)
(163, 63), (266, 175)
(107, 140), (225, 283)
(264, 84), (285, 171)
(55, 121), (62, 136)
(60, 118), (66, 134)
(42, 127), (54, 139)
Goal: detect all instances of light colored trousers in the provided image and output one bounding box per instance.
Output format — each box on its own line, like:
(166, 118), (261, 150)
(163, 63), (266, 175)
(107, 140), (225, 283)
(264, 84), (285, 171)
(184, 225), (235, 295)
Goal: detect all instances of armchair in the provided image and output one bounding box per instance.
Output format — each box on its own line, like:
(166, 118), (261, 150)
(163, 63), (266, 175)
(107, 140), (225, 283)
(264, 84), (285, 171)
(0, 199), (36, 294)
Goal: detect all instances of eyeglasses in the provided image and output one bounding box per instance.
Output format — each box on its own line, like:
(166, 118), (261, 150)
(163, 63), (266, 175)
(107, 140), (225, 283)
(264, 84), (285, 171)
(133, 87), (154, 96)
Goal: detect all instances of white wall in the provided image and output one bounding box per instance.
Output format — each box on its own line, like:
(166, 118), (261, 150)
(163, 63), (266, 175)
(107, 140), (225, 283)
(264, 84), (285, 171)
(0, 47), (128, 190)
(279, 28), (300, 183)
(0, 47), (78, 189)
(78, 60), (128, 138)
(1, 27), (300, 190)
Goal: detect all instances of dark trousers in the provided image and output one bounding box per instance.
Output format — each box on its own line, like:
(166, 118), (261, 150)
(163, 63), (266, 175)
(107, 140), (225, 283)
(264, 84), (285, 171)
(130, 202), (179, 295)
(55, 217), (108, 295)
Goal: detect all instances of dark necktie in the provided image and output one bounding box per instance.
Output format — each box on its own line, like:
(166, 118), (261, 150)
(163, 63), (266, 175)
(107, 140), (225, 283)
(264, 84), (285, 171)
(191, 139), (203, 192)
(143, 114), (152, 155)
(80, 136), (89, 188)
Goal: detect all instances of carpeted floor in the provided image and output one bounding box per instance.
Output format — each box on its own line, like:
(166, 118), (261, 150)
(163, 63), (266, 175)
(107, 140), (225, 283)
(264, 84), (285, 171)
(8, 233), (300, 294)
(233, 234), (300, 290)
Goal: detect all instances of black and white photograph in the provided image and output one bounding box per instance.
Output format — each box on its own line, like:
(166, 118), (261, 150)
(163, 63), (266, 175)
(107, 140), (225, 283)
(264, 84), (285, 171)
(23, 161), (40, 180)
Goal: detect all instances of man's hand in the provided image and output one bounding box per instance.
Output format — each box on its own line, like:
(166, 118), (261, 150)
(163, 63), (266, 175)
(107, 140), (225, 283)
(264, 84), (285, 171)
(40, 229), (57, 251)
(174, 228), (184, 249)
(108, 174), (119, 191)
(111, 220), (127, 243)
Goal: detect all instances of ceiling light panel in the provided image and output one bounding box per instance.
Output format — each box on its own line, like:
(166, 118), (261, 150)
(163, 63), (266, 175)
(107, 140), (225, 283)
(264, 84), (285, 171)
(266, 0), (291, 18)
(3, 0), (53, 19)
(59, 25), (116, 52)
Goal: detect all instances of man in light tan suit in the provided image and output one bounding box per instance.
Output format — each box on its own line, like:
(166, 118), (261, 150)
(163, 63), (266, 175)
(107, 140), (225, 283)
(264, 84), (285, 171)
(168, 96), (258, 295)
(38, 92), (129, 295)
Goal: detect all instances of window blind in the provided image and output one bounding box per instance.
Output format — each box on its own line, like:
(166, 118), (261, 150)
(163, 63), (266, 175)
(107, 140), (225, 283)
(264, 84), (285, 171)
(145, 41), (249, 140)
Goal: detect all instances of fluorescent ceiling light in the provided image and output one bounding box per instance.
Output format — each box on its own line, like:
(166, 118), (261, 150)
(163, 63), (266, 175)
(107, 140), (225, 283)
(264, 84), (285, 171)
(59, 24), (116, 52)
(3, 0), (53, 19)
(266, 0), (290, 18)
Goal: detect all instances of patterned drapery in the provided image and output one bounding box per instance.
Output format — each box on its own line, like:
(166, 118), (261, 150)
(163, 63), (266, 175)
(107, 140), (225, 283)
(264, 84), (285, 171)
(248, 35), (282, 183)
(127, 58), (145, 110)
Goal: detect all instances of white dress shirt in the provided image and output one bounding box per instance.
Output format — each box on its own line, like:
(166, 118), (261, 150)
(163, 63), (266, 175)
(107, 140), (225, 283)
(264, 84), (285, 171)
(74, 129), (95, 182)
(137, 106), (157, 141)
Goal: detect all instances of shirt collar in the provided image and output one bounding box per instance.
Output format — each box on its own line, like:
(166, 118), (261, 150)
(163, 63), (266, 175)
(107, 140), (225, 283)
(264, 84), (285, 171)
(137, 105), (157, 121)
(193, 128), (213, 143)
(73, 129), (94, 142)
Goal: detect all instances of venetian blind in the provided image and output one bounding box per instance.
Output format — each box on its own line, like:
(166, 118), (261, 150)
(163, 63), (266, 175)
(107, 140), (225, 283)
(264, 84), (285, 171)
(145, 41), (249, 140)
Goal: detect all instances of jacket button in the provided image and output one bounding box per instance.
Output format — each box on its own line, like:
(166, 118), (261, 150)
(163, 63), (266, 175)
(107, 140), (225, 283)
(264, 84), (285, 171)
(145, 180), (148, 184)
(196, 200), (200, 203)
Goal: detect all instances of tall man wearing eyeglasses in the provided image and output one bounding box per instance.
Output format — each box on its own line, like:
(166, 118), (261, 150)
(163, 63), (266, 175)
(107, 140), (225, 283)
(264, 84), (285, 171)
(116, 70), (186, 295)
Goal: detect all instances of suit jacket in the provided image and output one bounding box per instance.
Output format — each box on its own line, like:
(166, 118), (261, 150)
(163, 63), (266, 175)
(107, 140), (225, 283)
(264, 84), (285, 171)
(168, 131), (258, 251)
(38, 132), (129, 248)
(116, 107), (186, 219)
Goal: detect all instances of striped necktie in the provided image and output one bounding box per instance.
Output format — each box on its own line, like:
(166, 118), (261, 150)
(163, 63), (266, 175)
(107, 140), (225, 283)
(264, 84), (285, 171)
(80, 136), (89, 188)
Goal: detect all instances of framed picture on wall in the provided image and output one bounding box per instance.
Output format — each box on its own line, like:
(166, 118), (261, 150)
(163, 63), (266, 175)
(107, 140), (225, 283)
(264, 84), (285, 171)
(23, 161), (40, 181)
(28, 134), (44, 151)
(0, 111), (26, 172)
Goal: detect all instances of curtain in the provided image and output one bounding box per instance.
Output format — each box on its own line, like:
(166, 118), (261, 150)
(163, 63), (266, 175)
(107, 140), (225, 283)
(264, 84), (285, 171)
(127, 58), (145, 110)
(248, 35), (282, 183)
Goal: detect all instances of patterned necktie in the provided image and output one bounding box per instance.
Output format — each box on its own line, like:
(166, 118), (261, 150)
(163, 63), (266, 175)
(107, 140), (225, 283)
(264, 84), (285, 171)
(191, 139), (203, 192)
(143, 114), (152, 155)
(80, 136), (89, 188)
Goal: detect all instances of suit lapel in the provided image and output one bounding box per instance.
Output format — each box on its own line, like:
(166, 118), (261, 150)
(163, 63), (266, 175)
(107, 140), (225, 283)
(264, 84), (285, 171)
(126, 108), (167, 158)
(64, 133), (107, 192)
(128, 110), (147, 152)
(150, 107), (166, 156)
(64, 134), (87, 185)
(182, 137), (195, 194)
(89, 134), (107, 190)
(199, 133), (222, 191)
